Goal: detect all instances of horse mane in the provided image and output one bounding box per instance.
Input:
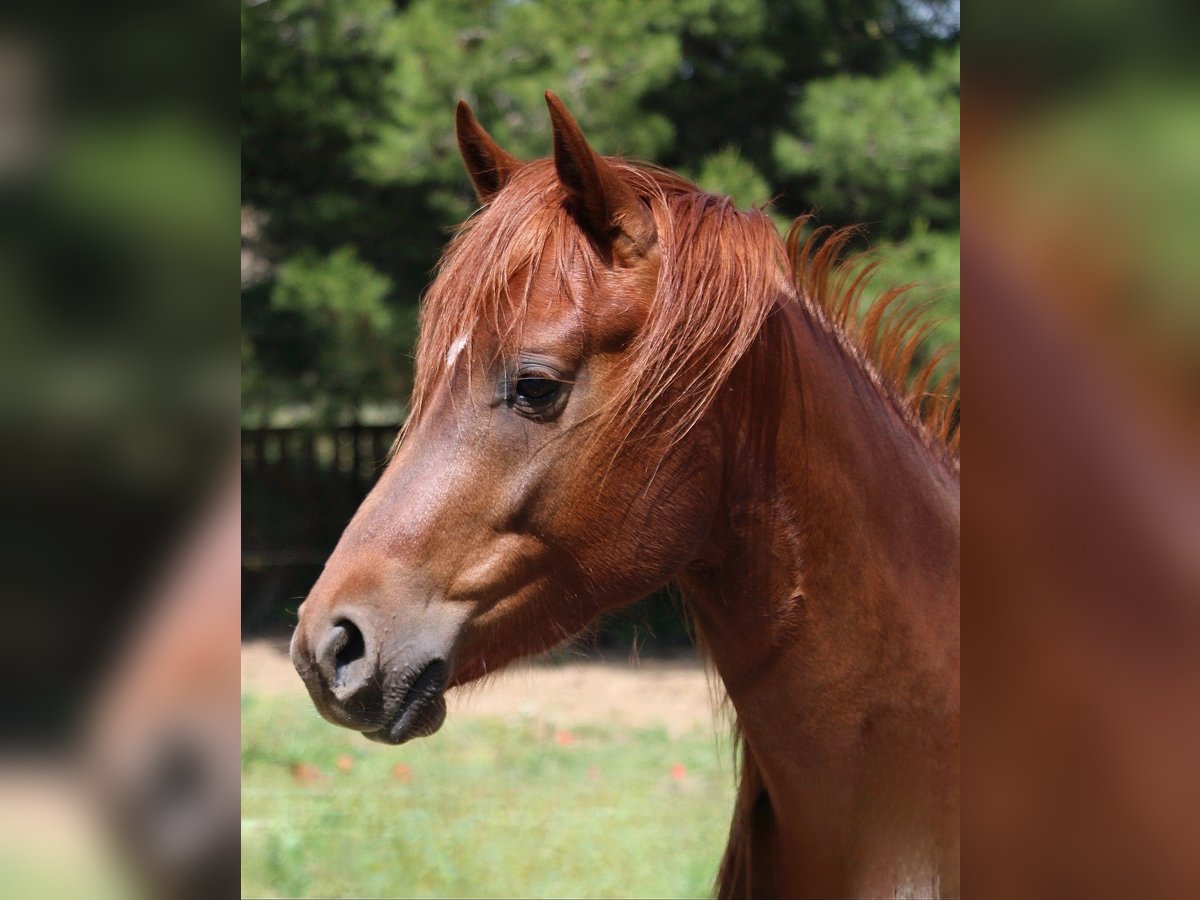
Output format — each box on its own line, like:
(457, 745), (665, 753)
(788, 221), (961, 465)
(712, 223), (958, 897)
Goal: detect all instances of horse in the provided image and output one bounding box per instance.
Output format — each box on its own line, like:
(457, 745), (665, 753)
(291, 91), (960, 899)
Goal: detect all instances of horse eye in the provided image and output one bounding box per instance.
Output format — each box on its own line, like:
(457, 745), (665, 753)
(516, 376), (559, 402)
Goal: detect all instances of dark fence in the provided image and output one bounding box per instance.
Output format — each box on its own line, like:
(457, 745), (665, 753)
(242, 423), (694, 651)
(242, 424), (399, 633)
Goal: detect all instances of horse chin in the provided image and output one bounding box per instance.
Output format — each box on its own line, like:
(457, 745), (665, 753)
(363, 693), (447, 745)
(362, 658), (451, 745)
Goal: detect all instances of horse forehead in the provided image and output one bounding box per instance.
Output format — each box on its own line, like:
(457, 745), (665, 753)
(479, 258), (591, 346)
(516, 250), (654, 344)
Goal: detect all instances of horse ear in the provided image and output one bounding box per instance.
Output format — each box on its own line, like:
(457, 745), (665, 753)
(545, 91), (656, 266)
(456, 100), (522, 204)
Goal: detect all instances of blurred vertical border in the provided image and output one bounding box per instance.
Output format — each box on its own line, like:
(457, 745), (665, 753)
(966, 0), (1200, 893)
(0, 0), (238, 896)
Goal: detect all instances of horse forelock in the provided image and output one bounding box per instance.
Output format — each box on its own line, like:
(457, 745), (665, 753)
(401, 158), (786, 459)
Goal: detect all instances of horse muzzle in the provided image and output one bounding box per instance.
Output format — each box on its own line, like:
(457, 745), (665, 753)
(291, 601), (459, 745)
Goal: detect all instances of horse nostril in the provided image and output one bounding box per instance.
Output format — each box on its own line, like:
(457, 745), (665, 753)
(312, 615), (378, 704)
(332, 618), (366, 688)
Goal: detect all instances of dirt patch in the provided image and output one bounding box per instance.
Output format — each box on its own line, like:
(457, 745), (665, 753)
(242, 638), (724, 738)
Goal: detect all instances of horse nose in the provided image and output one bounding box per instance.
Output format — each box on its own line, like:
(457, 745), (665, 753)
(315, 615), (374, 699)
(292, 608), (390, 731)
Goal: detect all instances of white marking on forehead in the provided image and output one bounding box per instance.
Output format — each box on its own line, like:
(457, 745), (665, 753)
(445, 333), (469, 369)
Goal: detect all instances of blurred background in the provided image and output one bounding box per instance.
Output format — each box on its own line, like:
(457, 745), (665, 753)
(0, 0), (237, 897)
(239, 1), (960, 896)
(967, 2), (1200, 894)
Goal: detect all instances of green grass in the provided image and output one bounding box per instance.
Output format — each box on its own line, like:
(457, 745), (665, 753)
(242, 692), (736, 898)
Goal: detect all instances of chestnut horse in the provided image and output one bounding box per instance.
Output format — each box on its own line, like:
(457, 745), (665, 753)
(292, 92), (960, 899)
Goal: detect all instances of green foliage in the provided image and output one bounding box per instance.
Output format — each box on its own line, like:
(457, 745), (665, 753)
(241, 0), (960, 422)
(241, 0), (402, 220)
(271, 247), (397, 411)
(775, 46), (960, 235)
(367, 0), (685, 194)
(244, 247), (414, 423)
(860, 223), (960, 378)
(691, 147), (772, 210)
(273, 247), (394, 336)
(242, 691), (733, 898)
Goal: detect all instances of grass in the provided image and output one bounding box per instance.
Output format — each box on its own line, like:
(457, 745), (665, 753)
(242, 691), (736, 898)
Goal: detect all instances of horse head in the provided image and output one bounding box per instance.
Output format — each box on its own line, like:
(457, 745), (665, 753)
(290, 94), (744, 744)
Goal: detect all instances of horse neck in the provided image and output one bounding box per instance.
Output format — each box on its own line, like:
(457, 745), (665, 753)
(682, 299), (960, 898)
